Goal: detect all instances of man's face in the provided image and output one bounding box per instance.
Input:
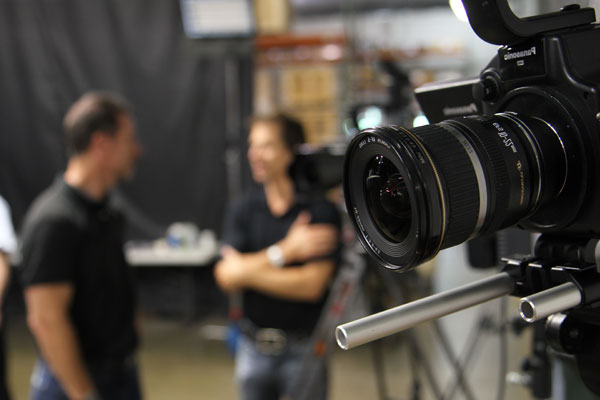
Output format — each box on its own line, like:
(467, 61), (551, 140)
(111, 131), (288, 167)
(105, 113), (142, 181)
(247, 121), (293, 184)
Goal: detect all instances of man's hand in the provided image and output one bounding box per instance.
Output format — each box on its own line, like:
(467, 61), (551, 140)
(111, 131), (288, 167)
(214, 246), (266, 292)
(213, 212), (339, 299)
(0, 252), (10, 329)
(25, 284), (96, 399)
(214, 244), (336, 302)
(279, 211), (338, 264)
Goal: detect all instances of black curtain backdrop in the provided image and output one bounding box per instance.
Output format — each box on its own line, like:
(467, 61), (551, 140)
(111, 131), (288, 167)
(0, 0), (253, 238)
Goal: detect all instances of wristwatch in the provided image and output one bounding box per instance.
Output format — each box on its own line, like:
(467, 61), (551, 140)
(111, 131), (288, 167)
(266, 244), (285, 268)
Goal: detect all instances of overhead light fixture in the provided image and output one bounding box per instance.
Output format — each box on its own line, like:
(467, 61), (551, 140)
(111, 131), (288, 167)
(180, 0), (254, 38)
(450, 0), (469, 22)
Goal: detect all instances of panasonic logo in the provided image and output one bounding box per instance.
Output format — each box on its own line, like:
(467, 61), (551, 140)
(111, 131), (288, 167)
(442, 103), (478, 116)
(504, 46), (536, 61)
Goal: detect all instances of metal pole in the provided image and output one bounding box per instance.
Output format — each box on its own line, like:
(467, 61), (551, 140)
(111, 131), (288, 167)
(519, 282), (582, 323)
(336, 272), (514, 350)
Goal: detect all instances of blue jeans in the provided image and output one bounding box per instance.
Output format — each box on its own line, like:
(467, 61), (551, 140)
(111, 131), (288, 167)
(29, 357), (142, 400)
(235, 334), (328, 400)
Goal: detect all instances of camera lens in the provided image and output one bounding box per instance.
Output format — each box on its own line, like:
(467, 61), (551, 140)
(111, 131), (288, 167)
(343, 113), (568, 271)
(365, 156), (411, 242)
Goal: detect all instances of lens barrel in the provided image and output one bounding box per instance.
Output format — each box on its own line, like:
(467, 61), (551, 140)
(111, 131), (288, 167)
(343, 113), (567, 271)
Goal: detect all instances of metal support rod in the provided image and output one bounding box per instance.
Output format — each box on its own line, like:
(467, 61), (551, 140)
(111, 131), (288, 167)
(519, 282), (582, 323)
(336, 272), (514, 350)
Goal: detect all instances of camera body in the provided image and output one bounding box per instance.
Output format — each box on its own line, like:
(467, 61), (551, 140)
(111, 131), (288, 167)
(471, 24), (600, 234)
(343, 6), (600, 271)
(339, 2), (600, 395)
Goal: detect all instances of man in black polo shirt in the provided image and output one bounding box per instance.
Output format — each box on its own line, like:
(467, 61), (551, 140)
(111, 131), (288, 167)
(215, 113), (340, 400)
(19, 92), (142, 400)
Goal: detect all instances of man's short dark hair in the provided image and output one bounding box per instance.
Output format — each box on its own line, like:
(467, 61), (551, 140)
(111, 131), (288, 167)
(251, 112), (306, 152)
(63, 91), (131, 155)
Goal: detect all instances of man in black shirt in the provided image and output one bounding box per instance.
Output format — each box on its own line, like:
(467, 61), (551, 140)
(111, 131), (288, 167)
(215, 113), (340, 400)
(19, 92), (142, 400)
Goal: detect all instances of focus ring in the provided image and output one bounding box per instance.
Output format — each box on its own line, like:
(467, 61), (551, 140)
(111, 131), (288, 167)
(411, 125), (480, 248)
(444, 119), (511, 233)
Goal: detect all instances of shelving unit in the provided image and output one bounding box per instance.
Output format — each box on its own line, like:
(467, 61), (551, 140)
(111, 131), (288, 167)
(254, 34), (346, 144)
(253, 32), (471, 143)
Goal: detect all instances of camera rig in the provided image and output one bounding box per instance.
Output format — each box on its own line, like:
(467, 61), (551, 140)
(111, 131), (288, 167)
(337, 0), (600, 396)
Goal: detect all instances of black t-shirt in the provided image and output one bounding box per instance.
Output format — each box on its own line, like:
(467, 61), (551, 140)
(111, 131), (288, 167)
(19, 179), (137, 365)
(222, 188), (341, 332)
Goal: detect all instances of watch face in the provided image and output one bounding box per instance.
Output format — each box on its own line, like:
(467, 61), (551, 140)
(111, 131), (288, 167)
(267, 245), (285, 268)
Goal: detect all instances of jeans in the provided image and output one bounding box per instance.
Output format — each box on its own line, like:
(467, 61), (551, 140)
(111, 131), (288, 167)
(235, 334), (327, 400)
(29, 357), (142, 400)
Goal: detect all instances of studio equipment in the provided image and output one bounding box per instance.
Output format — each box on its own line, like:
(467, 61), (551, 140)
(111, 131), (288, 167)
(338, 0), (600, 395)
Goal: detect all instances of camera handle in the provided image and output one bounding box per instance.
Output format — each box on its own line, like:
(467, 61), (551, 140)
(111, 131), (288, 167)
(461, 0), (596, 45)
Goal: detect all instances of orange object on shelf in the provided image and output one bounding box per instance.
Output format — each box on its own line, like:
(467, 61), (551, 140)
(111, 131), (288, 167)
(255, 34), (346, 50)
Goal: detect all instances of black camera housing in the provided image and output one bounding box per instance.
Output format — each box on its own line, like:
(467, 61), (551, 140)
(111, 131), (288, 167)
(475, 24), (600, 234)
(340, 3), (600, 395)
(343, 2), (600, 271)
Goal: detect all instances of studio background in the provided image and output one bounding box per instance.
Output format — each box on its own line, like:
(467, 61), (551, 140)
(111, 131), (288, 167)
(0, 0), (254, 238)
(3, 1), (599, 399)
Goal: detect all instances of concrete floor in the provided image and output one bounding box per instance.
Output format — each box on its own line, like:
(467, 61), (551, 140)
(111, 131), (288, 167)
(5, 311), (535, 400)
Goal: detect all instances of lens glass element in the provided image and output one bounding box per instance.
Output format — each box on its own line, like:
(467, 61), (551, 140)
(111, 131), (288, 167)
(364, 155), (411, 242)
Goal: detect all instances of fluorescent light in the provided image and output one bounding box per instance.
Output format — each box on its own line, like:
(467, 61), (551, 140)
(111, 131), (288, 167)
(180, 0), (254, 38)
(413, 115), (429, 127)
(450, 0), (469, 23)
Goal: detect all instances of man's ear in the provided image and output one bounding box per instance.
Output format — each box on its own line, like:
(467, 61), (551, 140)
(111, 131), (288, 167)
(88, 131), (111, 160)
(89, 130), (106, 146)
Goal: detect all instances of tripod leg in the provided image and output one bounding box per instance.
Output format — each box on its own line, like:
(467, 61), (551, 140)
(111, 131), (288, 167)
(433, 318), (481, 400)
(368, 271), (445, 399)
(406, 331), (443, 400)
(374, 268), (445, 400)
(439, 317), (489, 400)
(370, 339), (390, 400)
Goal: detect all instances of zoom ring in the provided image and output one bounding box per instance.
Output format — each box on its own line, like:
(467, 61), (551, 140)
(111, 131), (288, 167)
(411, 125), (481, 248)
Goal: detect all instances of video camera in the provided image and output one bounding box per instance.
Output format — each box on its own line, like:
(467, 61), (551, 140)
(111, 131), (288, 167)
(337, 0), (600, 395)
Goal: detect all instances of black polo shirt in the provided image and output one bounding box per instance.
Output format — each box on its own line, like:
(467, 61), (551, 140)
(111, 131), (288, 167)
(223, 188), (341, 332)
(19, 178), (137, 366)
